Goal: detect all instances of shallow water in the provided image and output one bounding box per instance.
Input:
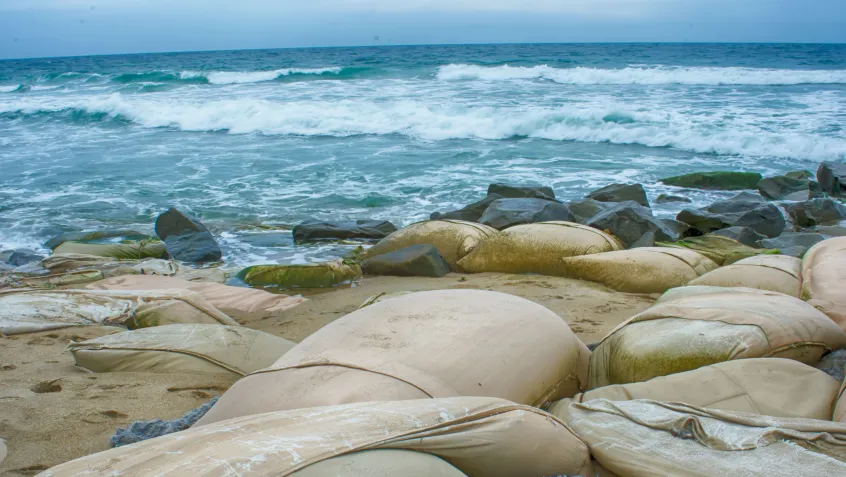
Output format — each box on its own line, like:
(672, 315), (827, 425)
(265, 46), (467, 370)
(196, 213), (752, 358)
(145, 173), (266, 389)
(1, 43), (845, 266)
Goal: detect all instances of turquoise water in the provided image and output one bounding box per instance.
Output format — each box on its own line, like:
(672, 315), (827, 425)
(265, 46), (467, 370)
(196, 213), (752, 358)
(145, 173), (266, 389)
(1, 43), (845, 266)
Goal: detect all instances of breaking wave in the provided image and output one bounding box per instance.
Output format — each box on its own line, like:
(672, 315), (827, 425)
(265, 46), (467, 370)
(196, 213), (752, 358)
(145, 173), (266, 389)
(178, 67), (344, 85)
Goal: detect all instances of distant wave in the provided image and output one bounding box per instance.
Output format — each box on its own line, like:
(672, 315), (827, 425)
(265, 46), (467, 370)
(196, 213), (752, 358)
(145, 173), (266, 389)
(437, 64), (846, 85)
(0, 84), (25, 93)
(179, 67), (344, 85)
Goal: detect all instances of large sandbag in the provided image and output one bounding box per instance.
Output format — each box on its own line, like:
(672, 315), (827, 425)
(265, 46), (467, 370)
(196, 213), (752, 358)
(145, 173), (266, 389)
(550, 358), (839, 422)
(53, 241), (167, 259)
(237, 259), (361, 288)
(688, 254), (802, 296)
(802, 236), (846, 331)
(589, 286), (846, 388)
(657, 234), (779, 265)
(568, 399), (846, 477)
(68, 324), (294, 376)
(560, 247), (718, 293)
(0, 289), (238, 335)
(86, 275), (306, 314)
(364, 220), (497, 269)
(41, 254), (227, 283)
(293, 450), (468, 477)
(41, 397), (592, 477)
(836, 381), (846, 422)
(196, 290), (590, 426)
(10, 270), (105, 288)
(456, 221), (622, 276)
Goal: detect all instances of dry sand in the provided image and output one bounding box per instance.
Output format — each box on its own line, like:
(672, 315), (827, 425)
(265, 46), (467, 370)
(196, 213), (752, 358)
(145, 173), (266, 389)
(0, 272), (654, 475)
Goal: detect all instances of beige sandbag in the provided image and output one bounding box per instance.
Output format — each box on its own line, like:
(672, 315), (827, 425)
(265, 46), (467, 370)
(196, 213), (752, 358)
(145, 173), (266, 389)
(568, 399), (846, 477)
(53, 241), (167, 259)
(802, 236), (846, 331)
(0, 438), (6, 467)
(41, 254), (227, 283)
(456, 221), (622, 276)
(292, 450), (468, 477)
(560, 247), (718, 293)
(364, 220), (497, 268)
(589, 286), (846, 388)
(658, 234), (779, 265)
(236, 260), (361, 289)
(550, 358), (840, 422)
(41, 397), (593, 477)
(0, 288), (238, 335)
(14, 270), (105, 288)
(196, 289), (590, 426)
(836, 381), (846, 423)
(358, 291), (414, 309)
(68, 324), (294, 376)
(86, 275), (306, 314)
(689, 254), (802, 296)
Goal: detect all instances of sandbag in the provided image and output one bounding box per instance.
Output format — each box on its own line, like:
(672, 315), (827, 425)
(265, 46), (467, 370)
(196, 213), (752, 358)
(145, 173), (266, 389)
(550, 358), (839, 422)
(802, 236), (846, 331)
(658, 234), (778, 265)
(293, 450), (468, 477)
(589, 286), (846, 388)
(42, 254), (227, 283)
(358, 291), (414, 309)
(364, 220), (497, 269)
(560, 247), (718, 293)
(86, 275), (306, 314)
(12, 270), (105, 288)
(237, 260), (361, 289)
(456, 221), (623, 276)
(68, 324), (294, 376)
(568, 399), (846, 477)
(53, 241), (167, 259)
(196, 290), (590, 426)
(688, 254), (802, 296)
(42, 397), (592, 477)
(0, 288), (238, 335)
(836, 381), (846, 423)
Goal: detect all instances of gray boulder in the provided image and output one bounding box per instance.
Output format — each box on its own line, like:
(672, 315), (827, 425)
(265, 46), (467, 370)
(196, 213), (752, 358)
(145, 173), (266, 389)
(292, 220), (397, 243)
(479, 198), (572, 230)
(817, 162), (846, 196)
(660, 171), (762, 190)
(2, 249), (44, 267)
(816, 350), (846, 383)
(757, 175), (813, 200)
(567, 199), (614, 224)
(430, 194), (503, 222)
(112, 397), (218, 448)
(659, 219), (691, 240)
(154, 208), (222, 264)
(655, 194), (692, 204)
(361, 244), (450, 277)
(487, 183), (555, 201)
(783, 198), (846, 227)
(811, 225), (846, 236)
(586, 183), (649, 207)
(586, 201), (674, 247)
(711, 226), (766, 248)
(758, 233), (828, 258)
(44, 229), (150, 250)
(676, 194), (786, 238)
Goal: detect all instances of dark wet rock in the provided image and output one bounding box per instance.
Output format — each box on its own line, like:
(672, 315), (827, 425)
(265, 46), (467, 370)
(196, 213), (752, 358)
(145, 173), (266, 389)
(726, 191), (766, 202)
(676, 194), (786, 238)
(479, 198), (572, 230)
(711, 226), (766, 248)
(660, 171), (762, 190)
(44, 229), (150, 250)
(655, 194), (692, 204)
(487, 183), (556, 201)
(817, 162), (846, 197)
(154, 208), (222, 263)
(785, 170), (814, 180)
(361, 244), (450, 277)
(783, 198), (846, 228)
(757, 175), (813, 200)
(292, 220), (397, 243)
(659, 219), (691, 240)
(111, 397), (218, 447)
(238, 232), (292, 248)
(2, 249), (44, 267)
(816, 349), (846, 383)
(567, 199), (614, 224)
(430, 194), (503, 222)
(811, 225), (846, 236)
(586, 201), (674, 247)
(586, 183), (649, 207)
(758, 233), (827, 257)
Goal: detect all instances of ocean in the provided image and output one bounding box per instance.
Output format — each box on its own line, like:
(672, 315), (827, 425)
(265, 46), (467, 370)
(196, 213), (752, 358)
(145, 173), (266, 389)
(1, 43), (845, 267)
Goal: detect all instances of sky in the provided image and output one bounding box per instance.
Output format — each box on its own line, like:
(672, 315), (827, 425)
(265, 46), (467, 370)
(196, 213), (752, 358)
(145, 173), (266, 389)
(1, 0), (845, 59)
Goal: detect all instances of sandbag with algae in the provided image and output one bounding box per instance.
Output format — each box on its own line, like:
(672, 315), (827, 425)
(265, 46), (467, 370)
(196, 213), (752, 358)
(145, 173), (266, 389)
(657, 234), (779, 265)
(53, 240), (168, 260)
(236, 259), (361, 289)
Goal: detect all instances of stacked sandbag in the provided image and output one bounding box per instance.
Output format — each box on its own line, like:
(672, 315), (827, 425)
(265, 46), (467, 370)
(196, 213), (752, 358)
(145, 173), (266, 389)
(41, 397), (592, 477)
(86, 275), (306, 314)
(236, 259), (361, 289)
(456, 221), (623, 276)
(837, 381), (846, 423)
(589, 286), (846, 388)
(12, 269), (105, 288)
(550, 358), (839, 422)
(364, 220), (497, 269)
(688, 254), (802, 297)
(52, 241), (167, 259)
(657, 234), (777, 265)
(68, 324), (295, 377)
(560, 247), (718, 293)
(802, 236), (846, 331)
(195, 290), (590, 426)
(41, 254), (227, 283)
(0, 289), (238, 335)
(568, 399), (846, 477)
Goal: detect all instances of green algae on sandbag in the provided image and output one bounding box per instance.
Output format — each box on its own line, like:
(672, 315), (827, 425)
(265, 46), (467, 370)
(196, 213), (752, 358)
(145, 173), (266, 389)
(18, 270), (105, 288)
(659, 171), (763, 190)
(237, 260), (361, 289)
(657, 234), (779, 265)
(53, 240), (168, 260)
(45, 229), (155, 250)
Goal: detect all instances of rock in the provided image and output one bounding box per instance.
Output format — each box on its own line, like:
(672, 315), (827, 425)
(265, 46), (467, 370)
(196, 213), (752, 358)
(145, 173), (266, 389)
(586, 183), (649, 207)
(786, 170), (814, 180)
(658, 235), (778, 265)
(567, 199), (614, 224)
(783, 198), (846, 227)
(112, 397), (218, 447)
(238, 232), (292, 248)
(676, 195), (786, 238)
(757, 175), (813, 200)
(154, 208), (222, 263)
(2, 249), (44, 266)
(816, 349), (846, 382)
(361, 244), (450, 277)
(655, 194), (692, 204)
(44, 229), (150, 250)
(487, 183), (555, 201)
(817, 161), (846, 196)
(479, 198), (573, 230)
(430, 194), (503, 222)
(659, 219), (691, 240)
(586, 201), (674, 247)
(292, 220), (397, 243)
(711, 226), (766, 248)
(776, 246), (811, 258)
(659, 171), (763, 190)
(811, 225), (846, 236)
(758, 233), (827, 257)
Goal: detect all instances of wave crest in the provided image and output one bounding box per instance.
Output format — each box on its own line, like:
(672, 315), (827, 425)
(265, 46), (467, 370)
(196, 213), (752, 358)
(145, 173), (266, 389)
(179, 67), (343, 85)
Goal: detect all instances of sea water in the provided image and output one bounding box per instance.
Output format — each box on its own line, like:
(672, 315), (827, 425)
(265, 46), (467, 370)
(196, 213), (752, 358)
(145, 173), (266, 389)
(1, 43), (845, 266)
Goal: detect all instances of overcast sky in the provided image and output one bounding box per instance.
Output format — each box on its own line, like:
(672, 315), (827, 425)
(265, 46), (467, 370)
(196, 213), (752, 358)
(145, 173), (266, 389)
(1, 0), (845, 59)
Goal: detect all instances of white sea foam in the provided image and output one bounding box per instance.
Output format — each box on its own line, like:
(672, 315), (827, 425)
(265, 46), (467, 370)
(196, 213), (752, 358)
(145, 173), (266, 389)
(179, 67), (343, 85)
(436, 64), (846, 85)
(0, 85), (21, 93)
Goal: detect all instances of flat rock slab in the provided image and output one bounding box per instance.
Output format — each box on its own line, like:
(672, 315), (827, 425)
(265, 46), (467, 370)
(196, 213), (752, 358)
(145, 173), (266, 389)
(362, 244), (451, 277)
(587, 183), (649, 207)
(293, 220), (397, 243)
(660, 171), (762, 190)
(487, 183), (555, 201)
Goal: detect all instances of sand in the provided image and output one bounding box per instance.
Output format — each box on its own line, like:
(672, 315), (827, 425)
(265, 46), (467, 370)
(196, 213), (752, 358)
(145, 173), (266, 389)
(0, 272), (654, 475)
